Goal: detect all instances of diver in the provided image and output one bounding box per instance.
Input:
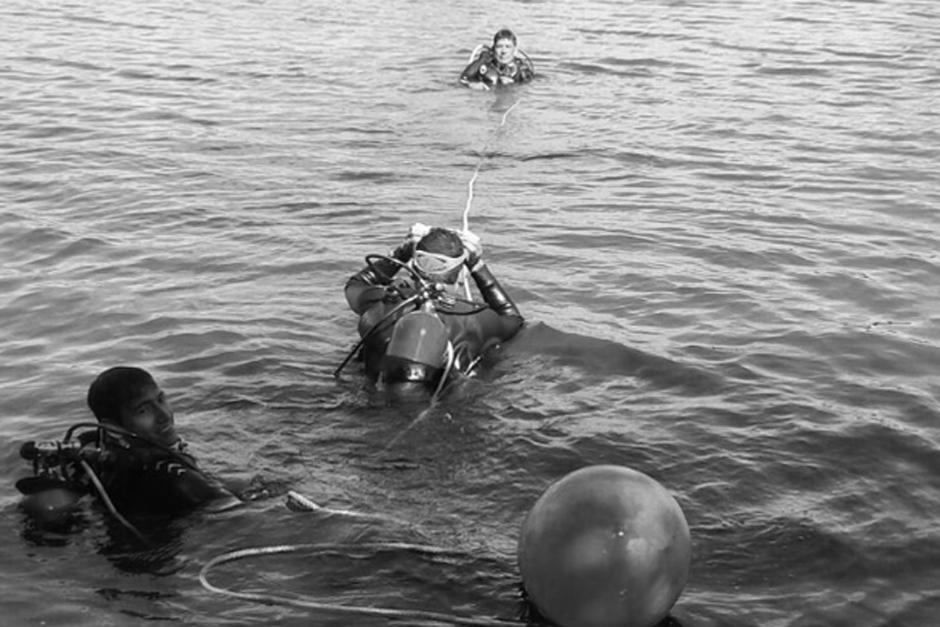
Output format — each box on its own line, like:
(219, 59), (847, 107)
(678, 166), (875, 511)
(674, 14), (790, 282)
(16, 366), (240, 531)
(459, 28), (535, 90)
(341, 224), (524, 395)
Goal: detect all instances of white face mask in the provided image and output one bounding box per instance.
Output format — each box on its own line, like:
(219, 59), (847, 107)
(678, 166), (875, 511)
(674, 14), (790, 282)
(411, 249), (466, 283)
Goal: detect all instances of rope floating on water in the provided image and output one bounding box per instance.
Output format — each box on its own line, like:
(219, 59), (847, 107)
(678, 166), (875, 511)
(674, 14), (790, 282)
(460, 99), (520, 299)
(199, 542), (521, 626)
(462, 165), (482, 233)
(461, 100), (520, 233)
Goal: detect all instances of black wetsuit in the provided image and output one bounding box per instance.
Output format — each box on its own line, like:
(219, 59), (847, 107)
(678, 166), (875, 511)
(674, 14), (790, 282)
(460, 47), (535, 88)
(345, 244), (524, 383)
(72, 432), (235, 515)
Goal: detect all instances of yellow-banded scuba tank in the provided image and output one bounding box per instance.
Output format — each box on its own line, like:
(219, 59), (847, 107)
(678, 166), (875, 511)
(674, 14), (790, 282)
(382, 302), (448, 385)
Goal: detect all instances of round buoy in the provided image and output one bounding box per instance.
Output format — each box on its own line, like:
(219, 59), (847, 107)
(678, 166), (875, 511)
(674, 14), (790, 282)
(518, 465), (691, 627)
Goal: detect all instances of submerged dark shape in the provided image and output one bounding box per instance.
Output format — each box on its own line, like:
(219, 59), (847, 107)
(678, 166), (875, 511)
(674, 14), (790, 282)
(507, 322), (727, 395)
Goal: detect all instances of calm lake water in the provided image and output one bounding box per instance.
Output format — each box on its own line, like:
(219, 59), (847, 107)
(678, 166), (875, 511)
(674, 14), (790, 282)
(2, 0), (938, 625)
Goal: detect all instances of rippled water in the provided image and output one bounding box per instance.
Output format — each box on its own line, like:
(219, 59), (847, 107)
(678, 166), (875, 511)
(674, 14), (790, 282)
(2, 0), (939, 625)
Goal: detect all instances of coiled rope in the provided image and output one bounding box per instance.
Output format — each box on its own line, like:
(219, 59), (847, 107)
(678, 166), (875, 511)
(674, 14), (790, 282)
(199, 542), (520, 626)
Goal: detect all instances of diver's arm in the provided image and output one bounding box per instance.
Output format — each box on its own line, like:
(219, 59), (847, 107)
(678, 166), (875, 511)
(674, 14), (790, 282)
(174, 467), (241, 512)
(470, 262), (523, 321)
(148, 458), (242, 512)
(459, 50), (493, 89)
(459, 57), (483, 83)
(459, 230), (523, 322)
(466, 261), (524, 344)
(516, 55), (535, 83)
(344, 241), (413, 314)
(462, 80), (490, 91)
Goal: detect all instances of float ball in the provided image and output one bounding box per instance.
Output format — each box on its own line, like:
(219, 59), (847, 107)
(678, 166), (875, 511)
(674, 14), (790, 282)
(518, 465), (691, 627)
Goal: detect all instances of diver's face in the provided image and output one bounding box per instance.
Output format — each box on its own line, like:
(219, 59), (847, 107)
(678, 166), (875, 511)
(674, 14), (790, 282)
(118, 382), (179, 446)
(494, 38), (516, 64)
(414, 265), (462, 287)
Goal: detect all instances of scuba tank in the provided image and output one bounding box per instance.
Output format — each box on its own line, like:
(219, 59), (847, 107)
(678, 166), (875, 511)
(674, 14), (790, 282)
(382, 301), (448, 385)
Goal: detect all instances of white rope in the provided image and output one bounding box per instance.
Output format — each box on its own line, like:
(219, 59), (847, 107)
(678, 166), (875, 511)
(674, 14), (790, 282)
(499, 100), (519, 126)
(461, 101), (519, 230)
(460, 99), (520, 299)
(199, 542), (520, 626)
(462, 165), (482, 233)
(432, 340), (457, 402)
(286, 491), (393, 520)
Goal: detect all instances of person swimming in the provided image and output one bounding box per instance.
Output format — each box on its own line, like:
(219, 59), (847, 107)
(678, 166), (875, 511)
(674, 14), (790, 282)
(459, 28), (535, 90)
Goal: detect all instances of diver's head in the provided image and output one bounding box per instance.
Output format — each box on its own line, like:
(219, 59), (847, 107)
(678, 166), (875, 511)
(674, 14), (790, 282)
(493, 28), (517, 48)
(412, 227), (466, 285)
(87, 366), (179, 447)
(492, 28), (518, 64)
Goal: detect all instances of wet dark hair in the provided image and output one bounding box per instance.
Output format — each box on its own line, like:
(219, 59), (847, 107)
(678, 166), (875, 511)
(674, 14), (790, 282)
(416, 227), (464, 257)
(493, 28), (517, 47)
(87, 366), (156, 424)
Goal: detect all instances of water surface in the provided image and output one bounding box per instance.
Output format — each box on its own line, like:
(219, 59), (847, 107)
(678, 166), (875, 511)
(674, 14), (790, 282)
(1, 0), (938, 625)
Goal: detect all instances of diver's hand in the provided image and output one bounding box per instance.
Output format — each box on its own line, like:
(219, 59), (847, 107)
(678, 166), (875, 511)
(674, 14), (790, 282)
(460, 229), (483, 269)
(407, 222), (431, 243)
(389, 222), (430, 262)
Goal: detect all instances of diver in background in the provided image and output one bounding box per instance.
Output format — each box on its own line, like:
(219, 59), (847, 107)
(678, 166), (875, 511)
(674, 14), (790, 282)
(16, 366), (240, 529)
(343, 224), (524, 392)
(460, 28), (535, 90)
